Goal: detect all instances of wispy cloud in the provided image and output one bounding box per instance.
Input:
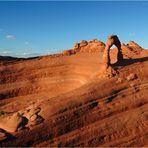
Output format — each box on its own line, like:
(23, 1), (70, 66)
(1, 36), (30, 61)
(0, 49), (12, 56)
(1, 51), (10, 54)
(6, 34), (16, 40)
(0, 48), (42, 58)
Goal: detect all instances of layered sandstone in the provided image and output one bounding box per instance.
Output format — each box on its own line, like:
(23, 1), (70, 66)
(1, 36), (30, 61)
(102, 35), (123, 69)
(0, 36), (148, 147)
(62, 39), (105, 55)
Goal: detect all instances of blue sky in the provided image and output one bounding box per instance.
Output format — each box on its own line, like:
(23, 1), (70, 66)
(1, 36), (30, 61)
(0, 1), (148, 57)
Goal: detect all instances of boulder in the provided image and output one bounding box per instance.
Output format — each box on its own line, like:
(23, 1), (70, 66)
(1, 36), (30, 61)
(0, 113), (25, 132)
(24, 106), (41, 119)
(23, 106), (43, 126)
(30, 114), (38, 122)
(73, 43), (79, 49)
(79, 40), (88, 47)
(126, 73), (137, 81)
(62, 49), (77, 56)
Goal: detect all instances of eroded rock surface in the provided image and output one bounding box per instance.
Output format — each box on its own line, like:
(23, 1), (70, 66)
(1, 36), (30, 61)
(0, 35), (148, 147)
(79, 40), (88, 47)
(102, 35), (123, 69)
(0, 105), (44, 134)
(0, 113), (25, 132)
(127, 41), (142, 49)
(22, 105), (44, 126)
(62, 39), (105, 55)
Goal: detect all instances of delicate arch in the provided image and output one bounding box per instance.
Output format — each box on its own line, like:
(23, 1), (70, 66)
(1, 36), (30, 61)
(102, 35), (123, 68)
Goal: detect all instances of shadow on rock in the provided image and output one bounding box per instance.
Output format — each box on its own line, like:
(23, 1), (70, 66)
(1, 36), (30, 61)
(112, 56), (148, 67)
(0, 128), (16, 142)
(18, 116), (28, 131)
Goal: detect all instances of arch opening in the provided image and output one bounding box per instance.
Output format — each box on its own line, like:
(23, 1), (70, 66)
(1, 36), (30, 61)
(102, 35), (123, 69)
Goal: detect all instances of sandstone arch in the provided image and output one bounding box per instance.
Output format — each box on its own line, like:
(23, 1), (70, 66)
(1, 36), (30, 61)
(102, 35), (123, 69)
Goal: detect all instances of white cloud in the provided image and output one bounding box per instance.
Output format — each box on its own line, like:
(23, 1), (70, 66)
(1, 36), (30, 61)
(25, 41), (29, 45)
(0, 49), (12, 56)
(6, 34), (16, 40)
(2, 51), (10, 54)
(0, 48), (43, 58)
(129, 33), (136, 37)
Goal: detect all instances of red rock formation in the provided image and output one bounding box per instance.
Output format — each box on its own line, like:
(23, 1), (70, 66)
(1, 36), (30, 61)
(62, 39), (105, 55)
(127, 41), (142, 49)
(0, 36), (148, 147)
(102, 35), (123, 69)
